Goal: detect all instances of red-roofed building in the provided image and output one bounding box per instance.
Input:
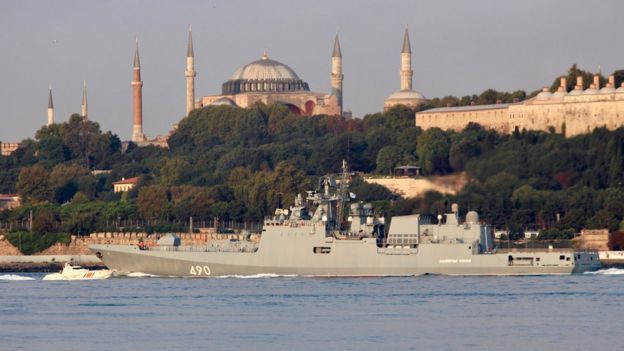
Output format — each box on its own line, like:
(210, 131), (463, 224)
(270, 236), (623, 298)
(112, 177), (140, 193)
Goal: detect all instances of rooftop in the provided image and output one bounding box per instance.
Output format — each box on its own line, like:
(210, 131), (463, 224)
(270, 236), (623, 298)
(418, 103), (515, 114)
(112, 176), (141, 185)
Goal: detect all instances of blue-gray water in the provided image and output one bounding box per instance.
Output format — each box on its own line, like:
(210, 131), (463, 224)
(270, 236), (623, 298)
(1, 270), (623, 351)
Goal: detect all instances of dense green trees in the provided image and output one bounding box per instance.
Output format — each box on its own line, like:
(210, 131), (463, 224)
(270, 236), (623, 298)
(1, 67), (623, 250)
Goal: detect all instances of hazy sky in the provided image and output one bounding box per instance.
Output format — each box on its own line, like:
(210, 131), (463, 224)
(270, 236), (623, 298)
(1, 0), (623, 142)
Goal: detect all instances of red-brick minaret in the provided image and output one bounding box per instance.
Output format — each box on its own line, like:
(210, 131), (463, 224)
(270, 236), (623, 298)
(132, 38), (145, 142)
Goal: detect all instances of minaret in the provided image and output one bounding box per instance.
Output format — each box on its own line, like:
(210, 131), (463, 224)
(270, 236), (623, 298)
(132, 38), (145, 142)
(81, 81), (88, 119)
(331, 35), (343, 115)
(47, 87), (54, 126)
(400, 28), (413, 91)
(185, 26), (196, 116)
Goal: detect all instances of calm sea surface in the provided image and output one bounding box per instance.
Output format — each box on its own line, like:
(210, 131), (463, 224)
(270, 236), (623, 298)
(1, 270), (622, 351)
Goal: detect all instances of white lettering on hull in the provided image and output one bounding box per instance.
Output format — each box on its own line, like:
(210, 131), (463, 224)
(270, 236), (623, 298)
(439, 259), (472, 264)
(189, 265), (211, 276)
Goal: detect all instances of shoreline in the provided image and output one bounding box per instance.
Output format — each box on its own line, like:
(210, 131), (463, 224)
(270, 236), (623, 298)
(0, 255), (104, 272)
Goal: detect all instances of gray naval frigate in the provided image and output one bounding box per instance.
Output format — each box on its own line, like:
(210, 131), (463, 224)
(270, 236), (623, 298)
(91, 162), (601, 277)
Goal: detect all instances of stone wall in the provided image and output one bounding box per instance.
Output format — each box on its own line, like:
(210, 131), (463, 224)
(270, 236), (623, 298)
(416, 92), (624, 137)
(364, 173), (468, 198)
(576, 229), (610, 251)
(416, 105), (510, 134)
(1, 230), (261, 256)
(200, 91), (340, 116)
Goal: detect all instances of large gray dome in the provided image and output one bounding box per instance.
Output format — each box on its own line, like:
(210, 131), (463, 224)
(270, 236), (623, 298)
(230, 54), (301, 81)
(222, 53), (310, 95)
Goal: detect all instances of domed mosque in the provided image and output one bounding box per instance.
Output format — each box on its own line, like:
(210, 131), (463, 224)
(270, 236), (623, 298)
(384, 28), (427, 110)
(197, 38), (343, 116)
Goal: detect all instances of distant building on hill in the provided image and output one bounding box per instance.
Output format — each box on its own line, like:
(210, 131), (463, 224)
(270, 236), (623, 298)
(197, 41), (343, 117)
(0, 142), (20, 156)
(113, 177), (140, 193)
(0, 194), (21, 210)
(416, 75), (624, 137)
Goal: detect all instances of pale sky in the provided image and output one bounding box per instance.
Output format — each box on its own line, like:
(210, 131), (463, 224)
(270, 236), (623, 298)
(1, 0), (623, 142)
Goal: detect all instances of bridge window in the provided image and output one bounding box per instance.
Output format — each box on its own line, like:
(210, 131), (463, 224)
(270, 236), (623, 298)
(313, 247), (331, 254)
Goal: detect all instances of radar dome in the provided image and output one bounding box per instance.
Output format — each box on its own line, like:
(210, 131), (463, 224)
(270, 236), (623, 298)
(466, 211), (479, 224)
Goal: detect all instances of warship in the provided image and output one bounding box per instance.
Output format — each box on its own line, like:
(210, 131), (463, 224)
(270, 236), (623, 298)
(91, 162), (601, 277)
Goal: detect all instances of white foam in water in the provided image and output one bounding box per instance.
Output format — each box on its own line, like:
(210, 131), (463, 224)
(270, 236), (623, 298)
(584, 268), (624, 275)
(0, 274), (36, 281)
(216, 273), (298, 279)
(118, 272), (160, 278)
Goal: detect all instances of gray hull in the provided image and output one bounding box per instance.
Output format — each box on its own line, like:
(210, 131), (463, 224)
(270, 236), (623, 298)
(90, 227), (601, 277)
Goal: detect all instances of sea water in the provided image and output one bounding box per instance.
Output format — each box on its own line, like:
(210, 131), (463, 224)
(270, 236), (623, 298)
(1, 270), (622, 351)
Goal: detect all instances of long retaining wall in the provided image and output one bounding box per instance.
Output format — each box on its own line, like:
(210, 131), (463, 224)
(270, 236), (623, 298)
(0, 231), (261, 271)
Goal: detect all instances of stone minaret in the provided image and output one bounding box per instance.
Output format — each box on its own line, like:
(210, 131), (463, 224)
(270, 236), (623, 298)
(132, 38), (145, 142)
(81, 81), (88, 119)
(47, 87), (54, 126)
(185, 26), (196, 116)
(400, 28), (413, 91)
(331, 35), (343, 115)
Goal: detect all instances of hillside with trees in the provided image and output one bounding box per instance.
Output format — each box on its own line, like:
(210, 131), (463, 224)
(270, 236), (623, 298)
(1, 66), (623, 251)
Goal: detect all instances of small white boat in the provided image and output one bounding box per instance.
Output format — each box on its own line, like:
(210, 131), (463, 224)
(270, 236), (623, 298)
(42, 263), (113, 281)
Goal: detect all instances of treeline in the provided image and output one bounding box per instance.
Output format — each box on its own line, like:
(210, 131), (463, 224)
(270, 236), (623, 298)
(1, 75), (623, 246)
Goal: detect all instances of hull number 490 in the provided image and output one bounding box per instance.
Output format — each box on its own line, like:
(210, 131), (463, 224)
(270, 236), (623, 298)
(189, 265), (211, 276)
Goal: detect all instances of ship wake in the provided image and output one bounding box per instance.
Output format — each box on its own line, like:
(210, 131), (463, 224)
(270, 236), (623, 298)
(584, 268), (624, 275)
(216, 273), (299, 279)
(0, 274), (36, 281)
(115, 272), (161, 278)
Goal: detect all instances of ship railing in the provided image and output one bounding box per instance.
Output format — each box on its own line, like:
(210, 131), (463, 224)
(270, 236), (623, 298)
(495, 247), (577, 253)
(150, 244), (259, 253)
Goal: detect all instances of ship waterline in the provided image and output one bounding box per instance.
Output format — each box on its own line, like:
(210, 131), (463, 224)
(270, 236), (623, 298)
(90, 223), (599, 277)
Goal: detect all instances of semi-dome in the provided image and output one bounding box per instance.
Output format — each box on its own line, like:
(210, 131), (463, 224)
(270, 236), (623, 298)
(583, 87), (599, 95)
(222, 52), (310, 95)
(209, 97), (236, 106)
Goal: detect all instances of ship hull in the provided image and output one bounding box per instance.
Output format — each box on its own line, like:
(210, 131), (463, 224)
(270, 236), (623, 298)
(90, 243), (601, 277)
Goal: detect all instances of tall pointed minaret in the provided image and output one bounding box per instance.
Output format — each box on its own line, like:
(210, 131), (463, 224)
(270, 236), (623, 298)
(81, 80), (88, 119)
(47, 86), (54, 126)
(400, 28), (413, 91)
(132, 38), (145, 142)
(331, 35), (343, 115)
(185, 25), (196, 116)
